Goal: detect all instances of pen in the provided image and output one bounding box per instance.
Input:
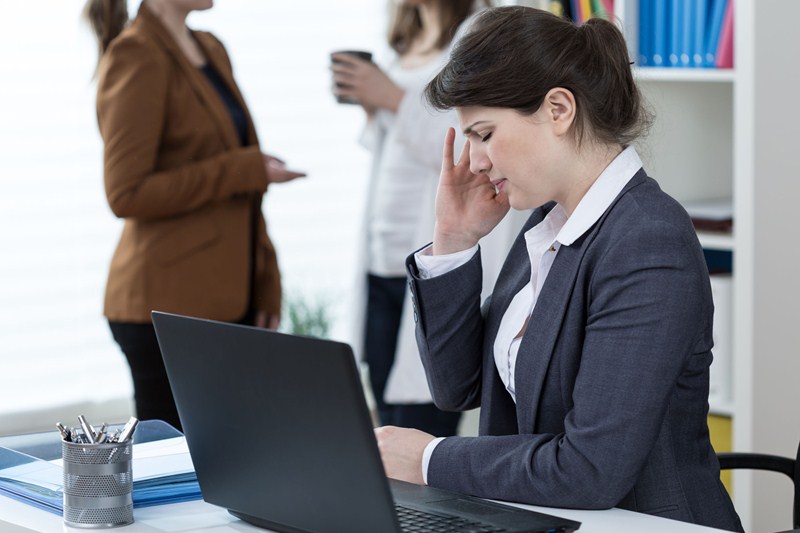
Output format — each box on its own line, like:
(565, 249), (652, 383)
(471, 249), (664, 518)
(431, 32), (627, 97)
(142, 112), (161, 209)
(78, 415), (96, 444)
(56, 422), (70, 441)
(117, 417), (139, 443)
(95, 423), (108, 444)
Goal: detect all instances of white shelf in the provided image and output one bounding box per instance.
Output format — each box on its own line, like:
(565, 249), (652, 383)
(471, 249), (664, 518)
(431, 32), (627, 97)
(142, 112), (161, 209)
(697, 231), (734, 252)
(708, 398), (735, 418)
(634, 67), (736, 83)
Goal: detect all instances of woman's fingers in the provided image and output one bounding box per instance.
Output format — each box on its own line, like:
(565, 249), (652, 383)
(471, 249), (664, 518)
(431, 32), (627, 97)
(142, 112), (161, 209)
(330, 60), (355, 72)
(330, 58), (372, 79)
(442, 129), (473, 179)
(456, 137), (471, 170)
(268, 155), (285, 165)
(331, 71), (356, 86)
(441, 127), (456, 174)
(270, 169), (306, 183)
(330, 63), (361, 92)
(331, 61), (373, 97)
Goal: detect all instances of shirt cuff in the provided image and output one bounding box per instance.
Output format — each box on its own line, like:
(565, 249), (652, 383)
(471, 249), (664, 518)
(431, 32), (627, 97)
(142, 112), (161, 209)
(422, 437), (446, 485)
(414, 244), (479, 279)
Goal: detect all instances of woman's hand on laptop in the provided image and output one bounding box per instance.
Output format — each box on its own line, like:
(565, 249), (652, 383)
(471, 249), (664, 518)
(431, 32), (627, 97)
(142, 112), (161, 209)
(374, 426), (434, 485)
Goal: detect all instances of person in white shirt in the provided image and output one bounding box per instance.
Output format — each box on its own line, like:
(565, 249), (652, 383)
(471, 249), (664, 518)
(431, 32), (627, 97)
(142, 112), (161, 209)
(371, 6), (743, 532)
(330, 0), (497, 437)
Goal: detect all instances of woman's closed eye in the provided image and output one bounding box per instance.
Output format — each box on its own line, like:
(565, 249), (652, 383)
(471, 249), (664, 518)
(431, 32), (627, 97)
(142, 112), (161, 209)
(480, 132), (493, 142)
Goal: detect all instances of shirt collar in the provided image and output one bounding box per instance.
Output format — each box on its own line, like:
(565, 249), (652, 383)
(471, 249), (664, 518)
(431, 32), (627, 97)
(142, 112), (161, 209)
(556, 145), (643, 246)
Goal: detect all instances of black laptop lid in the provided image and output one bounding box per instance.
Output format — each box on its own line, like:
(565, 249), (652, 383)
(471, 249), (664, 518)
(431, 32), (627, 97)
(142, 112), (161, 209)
(152, 312), (401, 533)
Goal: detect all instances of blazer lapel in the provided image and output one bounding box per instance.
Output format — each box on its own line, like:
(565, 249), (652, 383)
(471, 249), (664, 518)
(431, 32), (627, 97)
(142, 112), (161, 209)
(512, 170), (648, 432)
(195, 33), (260, 147)
(479, 230), (530, 435)
(513, 243), (583, 433)
(137, 5), (241, 149)
(484, 206), (553, 353)
(191, 33), (263, 215)
(479, 206), (548, 435)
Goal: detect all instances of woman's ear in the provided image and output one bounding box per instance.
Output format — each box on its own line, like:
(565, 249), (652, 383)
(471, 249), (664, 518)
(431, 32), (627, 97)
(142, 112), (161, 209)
(542, 87), (576, 137)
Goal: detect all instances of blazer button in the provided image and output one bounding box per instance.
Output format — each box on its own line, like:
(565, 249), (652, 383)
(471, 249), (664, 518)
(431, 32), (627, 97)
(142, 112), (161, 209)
(413, 310), (418, 323)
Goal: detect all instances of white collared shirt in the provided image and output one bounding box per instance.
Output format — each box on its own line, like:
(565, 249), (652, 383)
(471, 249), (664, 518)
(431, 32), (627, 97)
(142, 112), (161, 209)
(415, 145), (644, 483)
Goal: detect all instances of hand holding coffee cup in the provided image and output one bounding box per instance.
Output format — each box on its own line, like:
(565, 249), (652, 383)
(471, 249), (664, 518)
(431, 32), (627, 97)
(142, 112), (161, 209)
(330, 50), (404, 112)
(330, 50), (373, 105)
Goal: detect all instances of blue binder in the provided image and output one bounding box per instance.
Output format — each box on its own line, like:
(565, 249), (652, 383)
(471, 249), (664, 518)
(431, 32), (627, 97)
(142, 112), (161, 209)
(680, 0), (694, 67)
(669, 0), (682, 66)
(705, 0), (728, 67)
(652, 0), (668, 66)
(639, 0), (652, 66)
(693, 0), (709, 67)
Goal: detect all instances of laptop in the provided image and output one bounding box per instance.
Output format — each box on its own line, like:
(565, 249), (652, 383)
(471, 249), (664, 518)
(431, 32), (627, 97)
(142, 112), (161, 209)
(152, 311), (581, 533)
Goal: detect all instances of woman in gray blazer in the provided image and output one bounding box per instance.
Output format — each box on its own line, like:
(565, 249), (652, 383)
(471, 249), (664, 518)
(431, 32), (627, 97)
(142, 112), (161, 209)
(373, 7), (743, 532)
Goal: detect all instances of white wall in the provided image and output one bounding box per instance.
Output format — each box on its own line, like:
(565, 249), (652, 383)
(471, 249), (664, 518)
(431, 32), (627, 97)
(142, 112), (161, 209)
(749, 1), (800, 531)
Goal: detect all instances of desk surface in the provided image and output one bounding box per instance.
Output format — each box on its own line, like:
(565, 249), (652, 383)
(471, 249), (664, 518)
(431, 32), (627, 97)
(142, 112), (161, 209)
(0, 492), (730, 533)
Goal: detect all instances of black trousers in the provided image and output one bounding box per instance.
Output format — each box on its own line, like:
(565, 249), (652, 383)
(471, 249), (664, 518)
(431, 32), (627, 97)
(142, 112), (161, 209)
(364, 274), (461, 437)
(109, 321), (181, 431)
(109, 310), (255, 432)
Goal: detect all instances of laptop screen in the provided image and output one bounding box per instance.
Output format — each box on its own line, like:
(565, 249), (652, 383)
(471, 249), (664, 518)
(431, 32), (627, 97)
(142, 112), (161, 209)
(153, 311), (402, 532)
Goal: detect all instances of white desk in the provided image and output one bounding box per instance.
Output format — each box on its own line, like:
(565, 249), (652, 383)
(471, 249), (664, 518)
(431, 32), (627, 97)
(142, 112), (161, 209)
(0, 493), (730, 533)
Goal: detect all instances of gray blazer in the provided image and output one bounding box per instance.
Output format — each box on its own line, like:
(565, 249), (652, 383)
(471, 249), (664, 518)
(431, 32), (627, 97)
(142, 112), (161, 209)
(406, 171), (743, 532)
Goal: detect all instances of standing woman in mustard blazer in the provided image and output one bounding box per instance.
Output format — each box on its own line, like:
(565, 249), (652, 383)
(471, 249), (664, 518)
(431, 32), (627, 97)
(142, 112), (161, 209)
(83, 0), (304, 429)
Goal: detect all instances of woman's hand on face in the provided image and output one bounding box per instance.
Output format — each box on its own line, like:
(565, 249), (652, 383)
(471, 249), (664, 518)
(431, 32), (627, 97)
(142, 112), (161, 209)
(263, 154), (306, 184)
(433, 128), (510, 255)
(374, 426), (434, 485)
(330, 54), (405, 113)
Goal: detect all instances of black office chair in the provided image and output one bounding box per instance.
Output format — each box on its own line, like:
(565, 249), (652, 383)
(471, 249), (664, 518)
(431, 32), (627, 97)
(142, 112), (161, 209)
(718, 440), (800, 530)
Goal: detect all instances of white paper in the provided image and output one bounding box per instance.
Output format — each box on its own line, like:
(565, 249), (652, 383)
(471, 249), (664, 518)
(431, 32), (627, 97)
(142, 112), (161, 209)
(50, 436), (195, 482)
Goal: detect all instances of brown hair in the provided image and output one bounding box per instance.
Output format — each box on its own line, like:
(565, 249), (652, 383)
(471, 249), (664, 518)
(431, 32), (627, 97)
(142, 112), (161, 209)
(83, 0), (129, 69)
(388, 0), (491, 55)
(425, 6), (652, 147)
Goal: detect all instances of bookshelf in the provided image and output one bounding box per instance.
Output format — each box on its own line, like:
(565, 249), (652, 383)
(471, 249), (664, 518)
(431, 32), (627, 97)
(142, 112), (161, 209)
(614, 1), (800, 531)
(696, 231), (734, 252)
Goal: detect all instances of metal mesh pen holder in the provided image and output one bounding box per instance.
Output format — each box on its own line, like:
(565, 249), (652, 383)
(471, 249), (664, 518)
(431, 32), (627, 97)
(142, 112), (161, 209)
(62, 440), (134, 528)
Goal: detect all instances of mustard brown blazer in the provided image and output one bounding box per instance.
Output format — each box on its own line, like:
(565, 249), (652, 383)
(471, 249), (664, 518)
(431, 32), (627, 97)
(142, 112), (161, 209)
(96, 5), (280, 323)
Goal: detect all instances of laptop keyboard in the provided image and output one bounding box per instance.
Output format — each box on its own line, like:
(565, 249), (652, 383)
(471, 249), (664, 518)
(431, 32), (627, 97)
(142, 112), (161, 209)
(396, 504), (507, 532)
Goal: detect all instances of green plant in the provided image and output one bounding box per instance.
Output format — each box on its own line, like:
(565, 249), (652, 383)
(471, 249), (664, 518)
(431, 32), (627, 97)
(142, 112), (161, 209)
(281, 292), (332, 338)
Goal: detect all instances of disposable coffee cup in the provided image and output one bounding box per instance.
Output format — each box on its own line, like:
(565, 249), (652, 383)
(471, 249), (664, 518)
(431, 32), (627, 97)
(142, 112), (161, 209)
(331, 50), (373, 105)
